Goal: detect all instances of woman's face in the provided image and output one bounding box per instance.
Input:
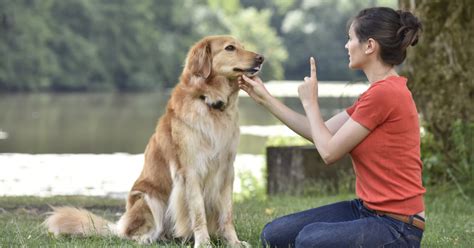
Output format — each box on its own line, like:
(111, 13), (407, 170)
(345, 23), (366, 69)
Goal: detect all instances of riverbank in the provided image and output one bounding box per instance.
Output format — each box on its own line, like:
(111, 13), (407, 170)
(239, 80), (368, 97)
(0, 153), (264, 197)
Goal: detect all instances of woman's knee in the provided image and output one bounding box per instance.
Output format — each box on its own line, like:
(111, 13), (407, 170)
(260, 220), (293, 248)
(260, 222), (270, 247)
(260, 221), (278, 247)
(295, 224), (331, 248)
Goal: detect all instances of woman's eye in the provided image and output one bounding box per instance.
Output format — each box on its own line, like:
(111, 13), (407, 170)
(225, 45), (235, 51)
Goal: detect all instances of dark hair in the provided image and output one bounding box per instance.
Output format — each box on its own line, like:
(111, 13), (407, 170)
(351, 7), (422, 65)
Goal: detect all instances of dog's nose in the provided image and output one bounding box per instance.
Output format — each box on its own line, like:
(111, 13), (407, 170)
(255, 54), (264, 64)
(211, 100), (225, 111)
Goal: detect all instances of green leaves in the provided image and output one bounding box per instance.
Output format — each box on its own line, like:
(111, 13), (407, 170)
(1, 0), (402, 91)
(0, 0), (289, 91)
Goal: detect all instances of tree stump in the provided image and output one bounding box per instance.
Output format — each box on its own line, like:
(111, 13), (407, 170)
(266, 146), (353, 195)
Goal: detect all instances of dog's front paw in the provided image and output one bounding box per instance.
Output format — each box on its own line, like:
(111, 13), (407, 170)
(240, 241), (251, 248)
(194, 239), (212, 248)
(136, 235), (154, 245)
(135, 231), (159, 245)
(229, 240), (251, 248)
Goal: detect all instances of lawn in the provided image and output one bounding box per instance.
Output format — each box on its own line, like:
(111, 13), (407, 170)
(0, 189), (472, 247)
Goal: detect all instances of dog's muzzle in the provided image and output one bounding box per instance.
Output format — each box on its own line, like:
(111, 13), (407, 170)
(233, 54), (265, 77)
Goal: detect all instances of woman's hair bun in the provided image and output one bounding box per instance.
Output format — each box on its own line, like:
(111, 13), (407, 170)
(397, 10), (423, 48)
(352, 7), (422, 65)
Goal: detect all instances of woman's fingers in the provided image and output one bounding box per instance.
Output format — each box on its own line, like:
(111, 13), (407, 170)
(310, 57), (317, 82)
(240, 75), (263, 93)
(304, 76), (311, 84)
(302, 57), (317, 84)
(238, 77), (252, 93)
(238, 83), (248, 91)
(242, 75), (260, 87)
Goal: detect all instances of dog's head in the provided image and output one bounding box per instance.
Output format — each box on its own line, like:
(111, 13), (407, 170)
(177, 36), (263, 113)
(185, 35), (264, 79)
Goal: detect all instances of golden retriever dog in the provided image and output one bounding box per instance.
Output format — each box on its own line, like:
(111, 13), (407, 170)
(43, 35), (264, 247)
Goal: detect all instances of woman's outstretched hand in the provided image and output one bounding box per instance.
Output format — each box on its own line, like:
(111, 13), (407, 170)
(298, 57), (319, 107)
(238, 75), (271, 105)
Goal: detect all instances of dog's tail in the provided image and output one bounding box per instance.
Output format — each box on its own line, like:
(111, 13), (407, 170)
(43, 206), (117, 237)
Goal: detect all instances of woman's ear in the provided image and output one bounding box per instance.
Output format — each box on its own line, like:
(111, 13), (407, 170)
(186, 39), (212, 79)
(365, 38), (377, 55)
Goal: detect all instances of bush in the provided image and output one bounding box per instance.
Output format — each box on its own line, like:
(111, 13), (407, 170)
(420, 120), (474, 197)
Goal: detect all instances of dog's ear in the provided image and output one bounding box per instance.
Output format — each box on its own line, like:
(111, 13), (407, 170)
(186, 39), (212, 79)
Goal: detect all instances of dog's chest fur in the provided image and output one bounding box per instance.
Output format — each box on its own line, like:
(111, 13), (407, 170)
(171, 88), (240, 159)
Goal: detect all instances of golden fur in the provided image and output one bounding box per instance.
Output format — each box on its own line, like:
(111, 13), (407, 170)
(43, 35), (264, 247)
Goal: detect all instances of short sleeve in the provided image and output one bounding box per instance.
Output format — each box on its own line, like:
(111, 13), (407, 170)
(350, 85), (395, 130)
(346, 100), (357, 116)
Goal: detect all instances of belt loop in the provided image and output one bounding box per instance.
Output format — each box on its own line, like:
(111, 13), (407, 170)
(408, 215), (414, 225)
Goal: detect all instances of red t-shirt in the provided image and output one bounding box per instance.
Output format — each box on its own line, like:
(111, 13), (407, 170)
(346, 75), (425, 215)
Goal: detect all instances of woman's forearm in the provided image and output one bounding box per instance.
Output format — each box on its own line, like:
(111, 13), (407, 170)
(261, 96), (351, 142)
(263, 96), (313, 141)
(303, 102), (333, 162)
(238, 73), (349, 144)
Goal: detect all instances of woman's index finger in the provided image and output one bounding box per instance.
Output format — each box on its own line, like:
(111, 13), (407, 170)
(310, 57), (317, 81)
(242, 75), (256, 86)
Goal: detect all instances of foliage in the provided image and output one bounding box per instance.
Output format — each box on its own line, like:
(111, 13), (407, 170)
(221, 8), (288, 81)
(400, 0), (474, 195)
(0, 0), (400, 92)
(242, 0), (397, 80)
(420, 120), (474, 197)
(201, 2), (289, 81)
(0, 0), (59, 91)
(0, 0), (287, 91)
(234, 170), (267, 202)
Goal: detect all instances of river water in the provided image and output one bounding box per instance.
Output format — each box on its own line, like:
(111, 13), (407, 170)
(0, 82), (365, 196)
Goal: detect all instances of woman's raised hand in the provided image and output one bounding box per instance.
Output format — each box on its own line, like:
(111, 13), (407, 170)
(298, 57), (319, 107)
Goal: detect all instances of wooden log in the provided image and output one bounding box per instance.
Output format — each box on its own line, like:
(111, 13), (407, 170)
(266, 146), (353, 195)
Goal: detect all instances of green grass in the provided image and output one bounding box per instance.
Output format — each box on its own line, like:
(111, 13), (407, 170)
(0, 190), (472, 247)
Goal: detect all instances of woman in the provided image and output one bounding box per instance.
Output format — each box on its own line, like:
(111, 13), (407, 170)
(239, 7), (425, 248)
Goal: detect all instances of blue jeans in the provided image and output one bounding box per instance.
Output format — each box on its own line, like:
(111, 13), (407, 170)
(261, 199), (423, 248)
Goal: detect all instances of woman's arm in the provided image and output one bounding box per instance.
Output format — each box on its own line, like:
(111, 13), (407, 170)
(238, 76), (350, 142)
(325, 111), (350, 135)
(299, 57), (370, 164)
(304, 101), (370, 164)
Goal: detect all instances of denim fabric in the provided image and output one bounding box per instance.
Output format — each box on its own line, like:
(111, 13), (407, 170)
(261, 199), (423, 248)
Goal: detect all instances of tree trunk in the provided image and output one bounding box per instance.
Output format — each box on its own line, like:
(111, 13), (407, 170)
(399, 0), (473, 189)
(266, 146), (353, 195)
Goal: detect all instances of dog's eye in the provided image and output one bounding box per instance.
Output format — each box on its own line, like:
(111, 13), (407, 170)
(225, 45), (235, 51)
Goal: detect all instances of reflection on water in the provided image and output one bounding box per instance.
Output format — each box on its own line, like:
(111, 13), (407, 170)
(0, 129), (8, 140)
(0, 92), (356, 154)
